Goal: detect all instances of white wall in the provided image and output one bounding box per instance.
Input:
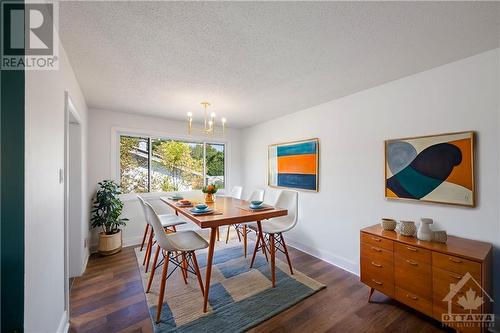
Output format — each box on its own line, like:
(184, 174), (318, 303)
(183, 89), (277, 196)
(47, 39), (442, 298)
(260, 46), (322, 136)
(87, 108), (243, 247)
(241, 49), (500, 310)
(25, 44), (88, 332)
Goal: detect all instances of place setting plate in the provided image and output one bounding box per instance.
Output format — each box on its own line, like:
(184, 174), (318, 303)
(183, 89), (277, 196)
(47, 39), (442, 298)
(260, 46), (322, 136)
(237, 201), (274, 212)
(176, 200), (193, 207)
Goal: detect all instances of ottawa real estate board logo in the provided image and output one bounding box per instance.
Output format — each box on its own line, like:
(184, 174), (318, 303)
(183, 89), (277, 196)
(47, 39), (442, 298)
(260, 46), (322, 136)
(442, 272), (494, 330)
(1, 1), (59, 70)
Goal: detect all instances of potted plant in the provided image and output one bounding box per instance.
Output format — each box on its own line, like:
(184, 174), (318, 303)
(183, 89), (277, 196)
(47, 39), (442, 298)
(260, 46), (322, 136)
(202, 184), (218, 203)
(91, 180), (129, 255)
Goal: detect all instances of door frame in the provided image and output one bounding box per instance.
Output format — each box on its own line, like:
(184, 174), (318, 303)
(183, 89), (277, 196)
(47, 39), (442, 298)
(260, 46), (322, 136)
(63, 91), (82, 319)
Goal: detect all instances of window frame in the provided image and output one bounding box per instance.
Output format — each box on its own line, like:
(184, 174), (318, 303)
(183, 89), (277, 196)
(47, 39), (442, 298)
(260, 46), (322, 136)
(111, 127), (228, 198)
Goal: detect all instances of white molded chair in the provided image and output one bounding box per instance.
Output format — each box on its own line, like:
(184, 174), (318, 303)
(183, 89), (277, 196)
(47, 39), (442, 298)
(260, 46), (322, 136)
(249, 190), (298, 274)
(225, 189), (265, 257)
(137, 196), (186, 272)
(143, 201), (208, 323)
(228, 186), (243, 199)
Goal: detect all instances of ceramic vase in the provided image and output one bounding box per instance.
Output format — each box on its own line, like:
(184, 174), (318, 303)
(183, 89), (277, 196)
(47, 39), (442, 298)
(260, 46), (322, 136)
(399, 221), (417, 237)
(204, 193), (214, 203)
(381, 218), (397, 231)
(433, 230), (448, 243)
(417, 218), (434, 241)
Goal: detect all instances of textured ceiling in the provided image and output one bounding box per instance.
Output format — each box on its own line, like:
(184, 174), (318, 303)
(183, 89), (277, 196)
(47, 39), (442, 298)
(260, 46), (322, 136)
(60, 1), (500, 128)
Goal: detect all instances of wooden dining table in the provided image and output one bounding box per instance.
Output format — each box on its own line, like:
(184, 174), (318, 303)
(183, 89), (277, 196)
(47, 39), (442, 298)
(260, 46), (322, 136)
(161, 196), (288, 312)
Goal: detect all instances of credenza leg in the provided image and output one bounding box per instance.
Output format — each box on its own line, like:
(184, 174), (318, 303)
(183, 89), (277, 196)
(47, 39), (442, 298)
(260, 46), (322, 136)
(368, 288), (375, 303)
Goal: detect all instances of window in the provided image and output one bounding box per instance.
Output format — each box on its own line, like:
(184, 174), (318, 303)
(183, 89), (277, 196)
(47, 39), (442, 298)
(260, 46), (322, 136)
(119, 135), (225, 194)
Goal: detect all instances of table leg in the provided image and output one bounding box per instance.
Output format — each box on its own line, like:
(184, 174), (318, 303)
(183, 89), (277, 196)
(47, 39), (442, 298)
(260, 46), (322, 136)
(243, 225), (247, 258)
(203, 227), (217, 313)
(269, 233), (276, 287)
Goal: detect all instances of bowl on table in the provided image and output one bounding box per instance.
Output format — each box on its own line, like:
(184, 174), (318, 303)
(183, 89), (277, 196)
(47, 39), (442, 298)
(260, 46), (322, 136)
(195, 204), (209, 211)
(250, 201), (264, 209)
(178, 199), (191, 206)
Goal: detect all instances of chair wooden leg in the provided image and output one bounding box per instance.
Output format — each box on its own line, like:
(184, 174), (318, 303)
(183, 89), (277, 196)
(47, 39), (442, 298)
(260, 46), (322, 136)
(216, 227), (220, 241)
(243, 225), (247, 258)
(270, 233), (276, 288)
(156, 251), (170, 324)
(191, 252), (205, 297)
(280, 233), (293, 275)
(143, 230), (154, 270)
(257, 221), (268, 262)
(234, 225), (241, 242)
(142, 230), (152, 265)
(146, 245), (161, 292)
(181, 253), (188, 284)
(225, 225), (231, 244)
(140, 224), (149, 251)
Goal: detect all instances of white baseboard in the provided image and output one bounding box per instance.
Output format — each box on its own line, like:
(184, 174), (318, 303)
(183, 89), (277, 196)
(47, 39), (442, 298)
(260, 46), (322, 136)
(80, 251), (90, 275)
(285, 236), (359, 276)
(57, 310), (69, 333)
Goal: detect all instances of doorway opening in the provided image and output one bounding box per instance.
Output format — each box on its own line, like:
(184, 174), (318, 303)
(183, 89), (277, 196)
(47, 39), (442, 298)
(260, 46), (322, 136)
(64, 92), (87, 320)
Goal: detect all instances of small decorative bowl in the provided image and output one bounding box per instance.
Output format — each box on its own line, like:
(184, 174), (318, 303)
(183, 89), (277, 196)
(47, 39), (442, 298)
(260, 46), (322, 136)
(433, 230), (448, 244)
(251, 200), (263, 207)
(381, 218), (397, 231)
(195, 204), (208, 210)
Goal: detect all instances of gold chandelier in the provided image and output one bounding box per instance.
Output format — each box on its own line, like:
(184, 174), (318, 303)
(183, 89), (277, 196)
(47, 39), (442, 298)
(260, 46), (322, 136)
(187, 102), (226, 136)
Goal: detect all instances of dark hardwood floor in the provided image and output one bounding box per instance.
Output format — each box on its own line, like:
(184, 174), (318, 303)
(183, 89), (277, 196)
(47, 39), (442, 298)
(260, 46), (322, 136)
(69, 241), (450, 333)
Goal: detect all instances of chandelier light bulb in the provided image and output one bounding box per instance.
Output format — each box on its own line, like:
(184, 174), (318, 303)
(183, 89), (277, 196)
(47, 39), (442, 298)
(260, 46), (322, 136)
(186, 101), (226, 137)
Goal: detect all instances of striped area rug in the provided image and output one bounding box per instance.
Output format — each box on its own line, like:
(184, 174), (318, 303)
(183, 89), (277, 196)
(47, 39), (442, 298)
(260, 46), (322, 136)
(134, 232), (325, 332)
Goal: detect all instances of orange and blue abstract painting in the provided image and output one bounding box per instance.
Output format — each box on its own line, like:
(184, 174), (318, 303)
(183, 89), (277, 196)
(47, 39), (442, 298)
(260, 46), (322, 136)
(269, 139), (319, 191)
(385, 132), (474, 206)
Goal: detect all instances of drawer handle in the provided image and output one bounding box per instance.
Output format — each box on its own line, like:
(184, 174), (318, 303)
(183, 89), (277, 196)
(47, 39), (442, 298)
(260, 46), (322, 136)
(406, 259), (418, 266)
(449, 272), (463, 280)
(371, 237), (382, 242)
(449, 257), (463, 264)
(406, 294), (418, 301)
(406, 246), (417, 252)
(371, 279), (383, 285)
(371, 261), (382, 267)
(371, 247), (382, 252)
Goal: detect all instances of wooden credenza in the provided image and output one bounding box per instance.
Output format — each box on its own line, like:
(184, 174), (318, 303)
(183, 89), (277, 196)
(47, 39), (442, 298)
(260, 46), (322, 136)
(360, 224), (492, 333)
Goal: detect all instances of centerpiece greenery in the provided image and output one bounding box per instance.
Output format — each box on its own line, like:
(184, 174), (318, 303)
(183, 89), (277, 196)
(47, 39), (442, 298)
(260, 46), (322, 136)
(202, 184), (218, 203)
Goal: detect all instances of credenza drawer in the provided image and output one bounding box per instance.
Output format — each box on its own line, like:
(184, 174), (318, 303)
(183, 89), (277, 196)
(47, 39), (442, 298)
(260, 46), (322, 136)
(432, 252), (481, 280)
(361, 232), (393, 251)
(395, 255), (432, 300)
(395, 242), (431, 264)
(361, 242), (393, 264)
(396, 287), (433, 317)
(360, 256), (394, 297)
(432, 267), (483, 309)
